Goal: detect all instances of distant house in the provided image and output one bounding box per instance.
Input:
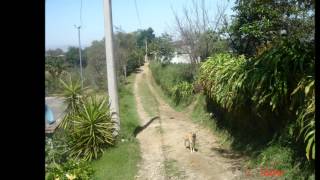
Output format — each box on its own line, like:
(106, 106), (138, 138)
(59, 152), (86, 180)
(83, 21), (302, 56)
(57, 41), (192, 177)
(170, 41), (200, 64)
(170, 52), (191, 64)
(168, 51), (201, 64)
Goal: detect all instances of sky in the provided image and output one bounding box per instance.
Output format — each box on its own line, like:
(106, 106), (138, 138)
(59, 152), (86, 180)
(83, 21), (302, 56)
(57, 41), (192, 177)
(45, 0), (236, 51)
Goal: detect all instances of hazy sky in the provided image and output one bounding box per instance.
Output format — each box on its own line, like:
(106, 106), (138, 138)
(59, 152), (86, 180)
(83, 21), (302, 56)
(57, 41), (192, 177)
(45, 0), (235, 51)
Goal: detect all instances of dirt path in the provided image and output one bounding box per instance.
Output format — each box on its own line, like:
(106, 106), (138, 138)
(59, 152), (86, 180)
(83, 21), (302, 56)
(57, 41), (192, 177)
(135, 63), (246, 180)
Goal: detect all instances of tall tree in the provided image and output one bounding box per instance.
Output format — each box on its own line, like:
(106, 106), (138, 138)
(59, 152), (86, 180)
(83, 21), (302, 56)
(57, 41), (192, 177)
(226, 0), (315, 57)
(149, 33), (175, 63)
(85, 39), (107, 89)
(136, 27), (156, 48)
(65, 46), (87, 68)
(172, 0), (229, 63)
(45, 55), (68, 93)
(46, 48), (64, 57)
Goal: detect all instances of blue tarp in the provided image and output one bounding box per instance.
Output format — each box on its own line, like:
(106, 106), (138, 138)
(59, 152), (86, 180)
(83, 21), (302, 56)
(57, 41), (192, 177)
(45, 104), (55, 124)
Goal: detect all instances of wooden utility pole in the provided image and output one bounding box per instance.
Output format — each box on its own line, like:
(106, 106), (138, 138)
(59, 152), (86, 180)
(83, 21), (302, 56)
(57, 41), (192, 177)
(145, 39), (148, 62)
(103, 0), (120, 136)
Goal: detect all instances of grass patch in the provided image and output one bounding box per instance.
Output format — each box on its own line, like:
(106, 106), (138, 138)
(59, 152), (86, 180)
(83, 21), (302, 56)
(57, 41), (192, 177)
(91, 74), (141, 180)
(137, 73), (159, 117)
(246, 144), (315, 179)
(91, 141), (140, 180)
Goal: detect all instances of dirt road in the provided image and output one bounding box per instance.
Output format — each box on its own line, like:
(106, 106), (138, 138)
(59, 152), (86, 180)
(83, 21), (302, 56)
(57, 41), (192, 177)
(134, 63), (246, 180)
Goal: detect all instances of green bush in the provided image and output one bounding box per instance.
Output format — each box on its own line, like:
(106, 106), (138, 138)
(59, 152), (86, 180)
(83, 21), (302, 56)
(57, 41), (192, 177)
(46, 158), (94, 180)
(67, 96), (114, 161)
(170, 81), (193, 105)
(149, 61), (196, 106)
(247, 39), (315, 160)
(198, 53), (248, 112)
(198, 38), (315, 160)
(46, 130), (94, 180)
(59, 76), (87, 130)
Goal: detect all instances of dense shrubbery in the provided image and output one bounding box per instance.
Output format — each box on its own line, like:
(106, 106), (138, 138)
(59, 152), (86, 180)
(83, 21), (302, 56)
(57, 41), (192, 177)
(149, 62), (195, 105)
(198, 53), (247, 112)
(67, 96), (114, 161)
(58, 77), (114, 161)
(45, 130), (95, 180)
(46, 76), (115, 179)
(171, 81), (193, 105)
(198, 38), (315, 160)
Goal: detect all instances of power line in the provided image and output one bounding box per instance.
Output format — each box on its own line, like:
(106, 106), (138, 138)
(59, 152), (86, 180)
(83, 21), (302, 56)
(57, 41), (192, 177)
(80, 0), (83, 26)
(134, 0), (142, 28)
(73, 0), (84, 87)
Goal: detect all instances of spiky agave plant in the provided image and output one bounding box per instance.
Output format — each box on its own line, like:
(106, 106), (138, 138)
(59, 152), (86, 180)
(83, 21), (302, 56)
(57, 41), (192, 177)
(59, 76), (87, 130)
(68, 96), (114, 161)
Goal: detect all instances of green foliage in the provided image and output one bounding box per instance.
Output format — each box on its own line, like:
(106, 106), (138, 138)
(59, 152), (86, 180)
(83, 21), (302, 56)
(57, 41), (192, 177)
(228, 0), (314, 57)
(293, 78), (315, 160)
(198, 38), (315, 160)
(138, 75), (159, 117)
(198, 53), (247, 112)
(149, 33), (175, 63)
(46, 130), (94, 180)
(247, 39), (314, 113)
(45, 158), (94, 180)
(171, 81), (193, 105)
(84, 39), (107, 90)
(198, 30), (229, 60)
(92, 74), (141, 179)
(91, 141), (140, 180)
(45, 56), (68, 94)
(136, 27), (155, 48)
(59, 76), (86, 130)
(67, 96), (114, 161)
(150, 62), (194, 93)
(247, 143), (314, 179)
(65, 46), (87, 67)
(117, 74), (141, 139)
(149, 62), (196, 107)
(46, 130), (70, 166)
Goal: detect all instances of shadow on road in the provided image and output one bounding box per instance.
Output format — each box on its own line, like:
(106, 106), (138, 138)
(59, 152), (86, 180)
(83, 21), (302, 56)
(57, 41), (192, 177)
(210, 147), (243, 159)
(134, 116), (160, 137)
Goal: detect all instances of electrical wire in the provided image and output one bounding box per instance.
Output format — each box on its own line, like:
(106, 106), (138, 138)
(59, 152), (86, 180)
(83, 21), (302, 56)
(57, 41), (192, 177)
(134, 0), (142, 28)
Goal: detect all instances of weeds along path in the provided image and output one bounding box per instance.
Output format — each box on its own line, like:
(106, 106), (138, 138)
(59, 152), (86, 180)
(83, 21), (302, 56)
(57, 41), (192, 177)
(134, 63), (247, 180)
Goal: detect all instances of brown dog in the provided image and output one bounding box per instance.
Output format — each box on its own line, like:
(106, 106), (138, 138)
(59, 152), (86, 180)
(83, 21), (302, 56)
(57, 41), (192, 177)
(184, 132), (196, 153)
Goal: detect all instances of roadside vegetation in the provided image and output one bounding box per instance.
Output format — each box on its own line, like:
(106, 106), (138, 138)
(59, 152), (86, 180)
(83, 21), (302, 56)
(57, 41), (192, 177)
(149, 0), (315, 179)
(45, 27), (158, 179)
(46, 0), (315, 179)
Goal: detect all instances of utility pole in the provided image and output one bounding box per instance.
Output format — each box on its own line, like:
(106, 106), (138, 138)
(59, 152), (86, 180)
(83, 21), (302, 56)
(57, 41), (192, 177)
(103, 0), (120, 137)
(74, 25), (84, 88)
(145, 39), (148, 62)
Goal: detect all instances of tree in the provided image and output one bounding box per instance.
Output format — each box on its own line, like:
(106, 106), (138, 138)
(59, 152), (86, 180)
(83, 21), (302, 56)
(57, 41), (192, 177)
(149, 33), (175, 63)
(136, 27), (156, 48)
(46, 48), (64, 57)
(85, 39), (107, 89)
(226, 0), (315, 57)
(114, 29), (138, 81)
(65, 46), (87, 68)
(45, 55), (68, 93)
(172, 0), (229, 63)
